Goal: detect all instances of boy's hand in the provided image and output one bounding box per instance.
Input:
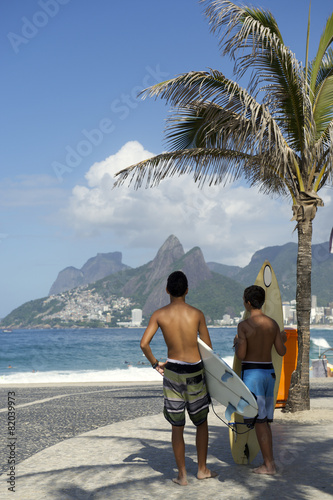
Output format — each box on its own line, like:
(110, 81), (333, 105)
(281, 330), (287, 344)
(156, 361), (166, 376)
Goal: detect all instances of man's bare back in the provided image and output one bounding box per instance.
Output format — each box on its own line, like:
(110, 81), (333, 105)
(141, 296), (212, 366)
(235, 310), (286, 362)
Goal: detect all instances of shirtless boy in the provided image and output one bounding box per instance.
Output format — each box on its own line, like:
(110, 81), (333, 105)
(140, 271), (217, 485)
(233, 285), (287, 475)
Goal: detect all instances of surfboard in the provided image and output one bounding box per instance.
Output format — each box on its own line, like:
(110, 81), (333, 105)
(198, 338), (258, 420)
(228, 260), (284, 464)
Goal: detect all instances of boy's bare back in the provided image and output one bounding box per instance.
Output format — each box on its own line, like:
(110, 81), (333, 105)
(141, 297), (212, 367)
(235, 312), (286, 362)
(153, 301), (211, 362)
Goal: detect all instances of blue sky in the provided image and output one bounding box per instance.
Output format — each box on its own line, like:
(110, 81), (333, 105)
(1, 0), (333, 318)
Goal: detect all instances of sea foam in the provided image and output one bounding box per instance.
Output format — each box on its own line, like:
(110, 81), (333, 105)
(0, 357), (235, 384)
(0, 367), (162, 384)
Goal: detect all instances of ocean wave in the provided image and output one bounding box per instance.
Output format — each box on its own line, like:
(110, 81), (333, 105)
(0, 367), (163, 384)
(0, 356), (235, 384)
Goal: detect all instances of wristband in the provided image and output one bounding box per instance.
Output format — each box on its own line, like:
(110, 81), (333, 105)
(152, 360), (159, 369)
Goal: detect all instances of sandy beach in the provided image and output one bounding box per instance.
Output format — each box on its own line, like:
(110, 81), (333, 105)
(0, 378), (332, 499)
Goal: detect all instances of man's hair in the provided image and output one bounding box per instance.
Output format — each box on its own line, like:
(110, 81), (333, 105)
(244, 285), (265, 309)
(167, 271), (188, 297)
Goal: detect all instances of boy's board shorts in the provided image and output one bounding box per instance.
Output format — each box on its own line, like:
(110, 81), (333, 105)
(163, 359), (210, 427)
(241, 362), (276, 424)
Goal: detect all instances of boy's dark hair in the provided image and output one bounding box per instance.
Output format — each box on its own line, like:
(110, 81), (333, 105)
(244, 285), (265, 309)
(167, 271), (188, 297)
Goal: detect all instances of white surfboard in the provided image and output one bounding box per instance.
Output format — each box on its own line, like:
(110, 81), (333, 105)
(198, 338), (258, 420)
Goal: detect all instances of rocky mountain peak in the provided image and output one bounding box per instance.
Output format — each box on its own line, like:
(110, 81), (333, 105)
(144, 235), (185, 289)
(49, 251), (130, 295)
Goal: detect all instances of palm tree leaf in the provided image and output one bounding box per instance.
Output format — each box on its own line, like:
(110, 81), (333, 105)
(309, 12), (333, 100)
(313, 75), (333, 136)
(141, 70), (293, 167)
(202, 0), (307, 157)
(312, 49), (333, 138)
(115, 146), (294, 198)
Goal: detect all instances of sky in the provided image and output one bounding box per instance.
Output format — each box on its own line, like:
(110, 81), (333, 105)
(1, 0), (333, 318)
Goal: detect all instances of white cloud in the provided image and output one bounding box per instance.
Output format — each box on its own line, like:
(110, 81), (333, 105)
(62, 141), (333, 267)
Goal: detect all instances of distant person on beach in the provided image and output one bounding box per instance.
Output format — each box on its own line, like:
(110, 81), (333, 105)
(322, 355), (333, 377)
(233, 285), (287, 475)
(140, 270), (217, 486)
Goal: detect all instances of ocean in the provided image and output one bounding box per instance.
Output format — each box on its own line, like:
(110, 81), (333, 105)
(1, 327), (332, 384)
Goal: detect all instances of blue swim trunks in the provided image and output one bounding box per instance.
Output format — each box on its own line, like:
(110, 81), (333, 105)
(163, 360), (210, 427)
(241, 362), (276, 423)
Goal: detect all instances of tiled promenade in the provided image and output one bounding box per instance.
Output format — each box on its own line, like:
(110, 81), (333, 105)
(1, 379), (332, 499)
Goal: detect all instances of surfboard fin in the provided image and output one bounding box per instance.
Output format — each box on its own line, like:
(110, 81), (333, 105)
(225, 403), (237, 421)
(236, 397), (250, 414)
(221, 370), (233, 382)
(244, 443), (249, 461)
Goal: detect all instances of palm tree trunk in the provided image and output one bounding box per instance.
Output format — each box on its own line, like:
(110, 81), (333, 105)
(284, 218), (312, 412)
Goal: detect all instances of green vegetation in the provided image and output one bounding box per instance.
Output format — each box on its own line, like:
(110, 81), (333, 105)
(188, 273), (244, 321)
(1, 297), (64, 328)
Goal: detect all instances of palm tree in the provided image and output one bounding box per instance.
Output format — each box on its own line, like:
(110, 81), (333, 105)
(115, 0), (333, 411)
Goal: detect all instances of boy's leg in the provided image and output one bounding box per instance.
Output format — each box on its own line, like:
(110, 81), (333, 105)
(196, 420), (218, 480)
(253, 422), (276, 474)
(171, 425), (188, 485)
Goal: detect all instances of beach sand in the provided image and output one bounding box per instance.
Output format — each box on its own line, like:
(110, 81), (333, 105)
(0, 379), (332, 499)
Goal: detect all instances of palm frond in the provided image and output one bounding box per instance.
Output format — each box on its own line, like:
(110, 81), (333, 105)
(201, 0), (307, 156)
(309, 12), (333, 101)
(311, 48), (333, 138)
(114, 0), (333, 203)
(202, 0), (284, 53)
(141, 70), (293, 165)
(115, 145), (297, 199)
(313, 122), (333, 190)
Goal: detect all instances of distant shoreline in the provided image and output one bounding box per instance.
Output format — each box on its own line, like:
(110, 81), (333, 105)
(1, 324), (333, 332)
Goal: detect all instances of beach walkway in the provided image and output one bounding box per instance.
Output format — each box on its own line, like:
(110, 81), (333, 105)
(1, 379), (332, 499)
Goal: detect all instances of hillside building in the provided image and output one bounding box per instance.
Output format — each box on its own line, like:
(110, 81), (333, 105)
(131, 309), (142, 327)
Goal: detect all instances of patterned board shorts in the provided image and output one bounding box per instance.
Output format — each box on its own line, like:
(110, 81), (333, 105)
(242, 362), (276, 424)
(163, 360), (210, 427)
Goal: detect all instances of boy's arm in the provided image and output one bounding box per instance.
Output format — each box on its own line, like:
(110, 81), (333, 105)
(234, 322), (247, 361)
(274, 327), (287, 357)
(198, 311), (213, 348)
(140, 312), (165, 374)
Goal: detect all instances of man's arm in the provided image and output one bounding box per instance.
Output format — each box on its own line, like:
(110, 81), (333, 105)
(274, 327), (287, 357)
(234, 322), (247, 361)
(198, 311), (213, 348)
(140, 312), (165, 375)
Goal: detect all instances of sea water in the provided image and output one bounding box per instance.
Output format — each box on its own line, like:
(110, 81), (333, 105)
(0, 327), (332, 384)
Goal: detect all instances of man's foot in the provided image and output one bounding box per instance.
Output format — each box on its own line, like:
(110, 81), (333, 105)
(172, 475), (188, 486)
(197, 468), (218, 480)
(252, 464), (276, 475)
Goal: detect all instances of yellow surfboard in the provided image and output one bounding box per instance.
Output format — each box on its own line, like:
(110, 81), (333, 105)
(228, 261), (284, 464)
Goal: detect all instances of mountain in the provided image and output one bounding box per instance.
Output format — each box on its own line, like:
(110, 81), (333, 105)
(208, 240), (333, 305)
(49, 251), (130, 295)
(2, 235), (244, 328)
(2, 235), (333, 329)
(89, 235), (244, 319)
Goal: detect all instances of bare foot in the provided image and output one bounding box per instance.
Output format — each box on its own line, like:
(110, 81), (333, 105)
(252, 464), (276, 475)
(197, 468), (218, 480)
(172, 475), (188, 486)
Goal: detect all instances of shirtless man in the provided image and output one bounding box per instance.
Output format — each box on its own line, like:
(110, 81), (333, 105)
(140, 270), (217, 485)
(234, 285), (287, 475)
